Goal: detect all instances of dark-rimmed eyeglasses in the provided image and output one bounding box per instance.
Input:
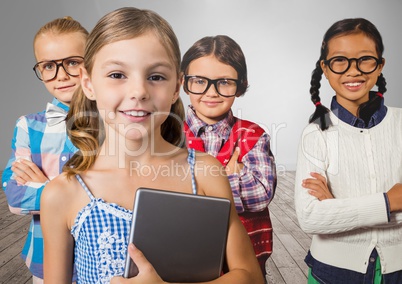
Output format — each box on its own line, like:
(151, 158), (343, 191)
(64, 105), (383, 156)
(184, 75), (239, 97)
(33, 56), (84, 82)
(323, 56), (382, 75)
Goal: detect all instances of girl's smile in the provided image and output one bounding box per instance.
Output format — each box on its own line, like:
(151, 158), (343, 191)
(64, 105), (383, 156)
(120, 109), (152, 123)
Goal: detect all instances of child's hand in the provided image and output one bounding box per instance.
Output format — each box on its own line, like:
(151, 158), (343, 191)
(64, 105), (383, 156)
(225, 147), (244, 175)
(111, 244), (166, 284)
(302, 172), (334, 201)
(11, 159), (49, 184)
(386, 183), (402, 212)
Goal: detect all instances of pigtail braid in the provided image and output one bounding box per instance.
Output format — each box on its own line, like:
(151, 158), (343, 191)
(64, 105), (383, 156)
(357, 73), (387, 126)
(309, 60), (332, 130)
(376, 73), (387, 95)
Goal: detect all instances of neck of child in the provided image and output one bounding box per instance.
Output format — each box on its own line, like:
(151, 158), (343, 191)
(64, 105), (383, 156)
(336, 95), (369, 117)
(196, 110), (228, 125)
(98, 130), (176, 170)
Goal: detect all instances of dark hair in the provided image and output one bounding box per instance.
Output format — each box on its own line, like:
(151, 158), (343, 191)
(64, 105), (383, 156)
(309, 18), (387, 130)
(181, 35), (249, 96)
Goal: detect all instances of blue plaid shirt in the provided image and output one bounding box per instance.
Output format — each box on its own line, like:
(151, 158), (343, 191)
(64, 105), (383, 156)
(186, 105), (276, 213)
(2, 98), (77, 278)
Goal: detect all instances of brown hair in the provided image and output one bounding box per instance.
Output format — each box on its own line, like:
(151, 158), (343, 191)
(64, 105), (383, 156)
(64, 7), (184, 178)
(181, 35), (249, 96)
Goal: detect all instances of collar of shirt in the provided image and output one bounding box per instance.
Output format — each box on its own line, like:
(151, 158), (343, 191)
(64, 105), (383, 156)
(330, 93), (387, 129)
(51, 97), (70, 112)
(186, 105), (234, 140)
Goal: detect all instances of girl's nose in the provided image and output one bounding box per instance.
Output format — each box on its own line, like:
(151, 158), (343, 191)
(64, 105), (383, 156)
(130, 81), (149, 101)
(346, 60), (362, 76)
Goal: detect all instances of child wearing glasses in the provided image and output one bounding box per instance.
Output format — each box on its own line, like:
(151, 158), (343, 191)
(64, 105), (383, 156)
(294, 18), (402, 283)
(1, 17), (88, 284)
(181, 35), (277, 276)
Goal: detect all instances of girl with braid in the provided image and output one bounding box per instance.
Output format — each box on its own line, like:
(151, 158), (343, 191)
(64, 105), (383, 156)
(294, 18), (402, 283)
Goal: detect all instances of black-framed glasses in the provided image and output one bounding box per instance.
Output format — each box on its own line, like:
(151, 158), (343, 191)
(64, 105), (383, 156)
(323, 56), (382, 75)
(33, 56), (84, 82)
(184, 75), (239, 97)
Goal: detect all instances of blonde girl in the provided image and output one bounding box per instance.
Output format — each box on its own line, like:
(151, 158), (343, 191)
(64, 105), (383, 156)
(40, 7), (264, 284)
(2, 16), (88, 284)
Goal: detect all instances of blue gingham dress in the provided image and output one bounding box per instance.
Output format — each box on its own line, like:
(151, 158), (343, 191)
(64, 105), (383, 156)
(71, 149), (197, 284)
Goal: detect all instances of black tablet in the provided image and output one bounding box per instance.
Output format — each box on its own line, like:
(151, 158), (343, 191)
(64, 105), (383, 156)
(124, 187), (231, 282)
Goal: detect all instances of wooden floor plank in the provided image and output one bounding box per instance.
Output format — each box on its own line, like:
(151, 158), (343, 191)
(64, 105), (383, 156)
(265, 257), (286, 284)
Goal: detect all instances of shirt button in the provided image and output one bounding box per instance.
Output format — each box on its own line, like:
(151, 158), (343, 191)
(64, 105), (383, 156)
(2, 182), (7, 187)
(207, 126), (213, 131)
(61, 156), (67, 162)
(370, 257), (376, 263)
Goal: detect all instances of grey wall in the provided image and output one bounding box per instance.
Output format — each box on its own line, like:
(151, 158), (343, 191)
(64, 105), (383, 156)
(1, 0), (401, 172)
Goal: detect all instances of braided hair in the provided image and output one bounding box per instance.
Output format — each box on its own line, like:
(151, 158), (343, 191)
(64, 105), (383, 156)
(309, 18), (386, 130)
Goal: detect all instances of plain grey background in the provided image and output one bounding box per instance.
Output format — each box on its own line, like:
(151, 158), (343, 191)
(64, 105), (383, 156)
(1, 0), (401, 172)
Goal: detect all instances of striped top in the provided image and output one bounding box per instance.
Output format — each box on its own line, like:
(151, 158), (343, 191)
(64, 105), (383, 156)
(71, 149), (197, 284)
(1, 98), (77, 278)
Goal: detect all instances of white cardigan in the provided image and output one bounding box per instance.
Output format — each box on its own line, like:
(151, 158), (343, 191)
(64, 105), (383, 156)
(294, 107), (402, 274)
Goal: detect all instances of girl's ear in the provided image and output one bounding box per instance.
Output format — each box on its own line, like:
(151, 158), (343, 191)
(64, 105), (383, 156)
(80, 67), (96, 101)
(320, 60), (329, 79)
(378, 57), (386, 74)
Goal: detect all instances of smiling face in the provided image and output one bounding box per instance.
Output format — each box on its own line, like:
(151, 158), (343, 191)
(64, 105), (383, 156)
(80, 32), (180, 142)
(185, 55), (237, 125)
(320, 33), (384, 115)
(34, 32), (86, 106)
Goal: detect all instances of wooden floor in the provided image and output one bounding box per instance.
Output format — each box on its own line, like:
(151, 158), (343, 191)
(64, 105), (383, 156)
(0, 171), (310, 284)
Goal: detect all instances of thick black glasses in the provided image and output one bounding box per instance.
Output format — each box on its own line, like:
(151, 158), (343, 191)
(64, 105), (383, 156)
(184, 75), (239, 97)
(323, 56), (382, 74)
(33, 56), (84, 82)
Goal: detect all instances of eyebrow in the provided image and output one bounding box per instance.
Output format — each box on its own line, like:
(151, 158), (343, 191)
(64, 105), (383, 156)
(100, 60), (127, 69)
(37, 56), (82, 63)
(101, 60), (174, 71)
(330, 49), (377, 56)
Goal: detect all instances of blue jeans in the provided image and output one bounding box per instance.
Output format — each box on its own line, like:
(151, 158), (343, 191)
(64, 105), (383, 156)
(305, 250), (402, 284)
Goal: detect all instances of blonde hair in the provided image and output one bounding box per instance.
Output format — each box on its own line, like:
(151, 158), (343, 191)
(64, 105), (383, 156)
(64, 7), (184, 178)
(33, 16), (88, 53)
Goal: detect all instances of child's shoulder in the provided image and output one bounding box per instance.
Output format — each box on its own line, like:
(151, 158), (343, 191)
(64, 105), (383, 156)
(43, 173), (79, 202)
(193, 149), (222, 166)
(16, 109), (47, 125)
(387, 106), (402, 116)
(192, 150), (233, 199)
(192, 150), (225, 179)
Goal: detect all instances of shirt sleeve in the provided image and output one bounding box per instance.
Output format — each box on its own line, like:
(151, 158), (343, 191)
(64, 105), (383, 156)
(294, 124), (389, 235)
(228, 132), (276, 213)
(2, 117), (47, 215)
